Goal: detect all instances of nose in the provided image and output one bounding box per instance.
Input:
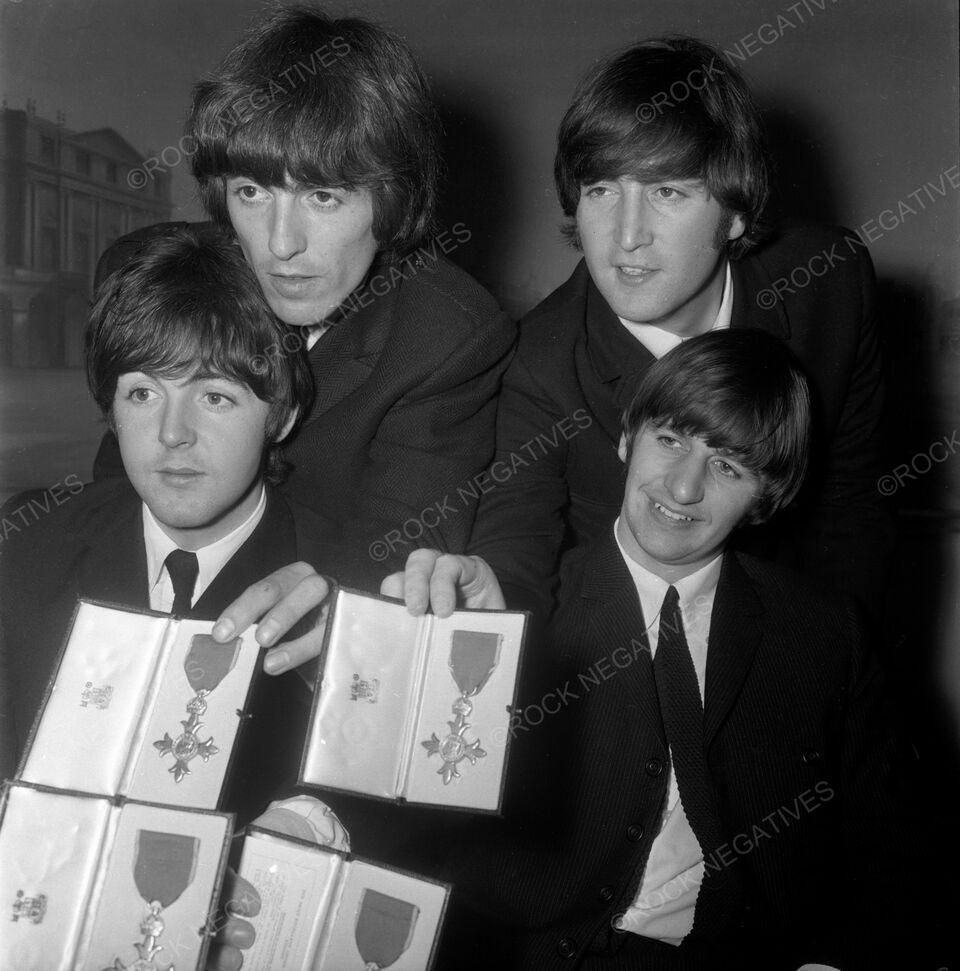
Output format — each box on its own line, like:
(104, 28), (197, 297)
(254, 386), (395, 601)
(268, 194), (308, 261)
(665, 452), (705, 505)
(158, 396), (197, 449)
(616, 187), (654, 251)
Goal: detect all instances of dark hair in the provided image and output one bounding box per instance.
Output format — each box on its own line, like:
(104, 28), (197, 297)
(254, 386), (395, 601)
(621, 330), (810, 522)
(188, 5), (441, 260)
(555, 37), (769, 258)
(85, 224), (314, 483)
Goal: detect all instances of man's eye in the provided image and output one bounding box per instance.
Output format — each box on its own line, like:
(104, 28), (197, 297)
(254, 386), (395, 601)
(713, 459), (739, 478)
(657, 434), (682, 448)
(204, 392), (233, 406)
(655, 186), (681, 199)
(233, 183), (265, 202)
(309, 189), (340, 207)
(583, 184), (611, 199)
(128, 388), (154, 403)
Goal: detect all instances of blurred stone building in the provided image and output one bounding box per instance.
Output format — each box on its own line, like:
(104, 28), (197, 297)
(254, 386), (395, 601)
(0, 102), (172, 367)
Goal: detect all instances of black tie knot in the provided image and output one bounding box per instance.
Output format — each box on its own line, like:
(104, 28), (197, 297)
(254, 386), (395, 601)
(165, 549), (198, 616)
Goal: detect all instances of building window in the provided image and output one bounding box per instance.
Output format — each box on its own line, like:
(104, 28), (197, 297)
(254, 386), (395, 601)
(106, 161), (117, 183)
(40, 135), (55, 166)
(39, 227), (59, 270)
(75, 150), (91, 175)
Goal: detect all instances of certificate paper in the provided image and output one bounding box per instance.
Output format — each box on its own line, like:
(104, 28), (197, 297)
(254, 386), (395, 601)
(237, 829), (449, 971)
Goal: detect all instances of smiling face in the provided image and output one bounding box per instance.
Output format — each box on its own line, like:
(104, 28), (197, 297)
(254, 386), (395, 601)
(114, 371), (293, 550)
(225, 178), (379, 327)
(616, 422), (762, 581)
(576, 177), (744, 335)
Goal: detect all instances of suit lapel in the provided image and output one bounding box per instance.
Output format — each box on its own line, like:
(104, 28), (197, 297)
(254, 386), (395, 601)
(577, 272), (655, 444)
(703, 553), (764, 747)
(192, 490), (298, 620)
(305, 267), (395, 421)
(577, 534), (666, 748)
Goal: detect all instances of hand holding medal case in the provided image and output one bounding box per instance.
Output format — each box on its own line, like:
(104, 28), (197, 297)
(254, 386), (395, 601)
(16, 599), (260, 809)
(299, 588), (528, 812)
(235, 827), (449, 970)
(0, 781), (231, 971)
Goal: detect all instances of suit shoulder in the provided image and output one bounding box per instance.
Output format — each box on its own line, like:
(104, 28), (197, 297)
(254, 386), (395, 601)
(0, 479), (137, 576)
(747, 223), (874, 276)
(399, 255), (510, 335)
(734, 552), (859, 629)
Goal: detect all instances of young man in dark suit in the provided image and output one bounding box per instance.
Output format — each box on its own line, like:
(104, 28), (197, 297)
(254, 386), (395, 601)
(433, 330), (923, 970)
(92, 7), (516, 679)
(461, 37), (889, 624)
(0, 225), (334, 824)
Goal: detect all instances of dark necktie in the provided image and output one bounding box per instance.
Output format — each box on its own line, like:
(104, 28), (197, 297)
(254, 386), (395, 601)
(165, 549), (198, 616)
(653, 585), (739, 933)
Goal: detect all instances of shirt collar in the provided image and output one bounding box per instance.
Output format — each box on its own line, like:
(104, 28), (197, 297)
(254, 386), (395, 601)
(143, 484), (267, 600)
(613, 517), (723, 633)
(618, 261), (733, 359)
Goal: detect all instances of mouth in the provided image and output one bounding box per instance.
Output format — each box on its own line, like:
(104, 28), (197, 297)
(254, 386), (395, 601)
(158, 468), (204, 481)
(616, 265), (658, 284)
(269, 274), (318, 298)
(652, 500), (695, 524)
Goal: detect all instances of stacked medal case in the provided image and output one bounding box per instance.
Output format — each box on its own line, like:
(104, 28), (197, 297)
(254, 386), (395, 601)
(1, 598), (255, 970)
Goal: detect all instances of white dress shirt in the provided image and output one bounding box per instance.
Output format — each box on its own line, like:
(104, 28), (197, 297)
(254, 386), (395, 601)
(143, 485), (267, 613)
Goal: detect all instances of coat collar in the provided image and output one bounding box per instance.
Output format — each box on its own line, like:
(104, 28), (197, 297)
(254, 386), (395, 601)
(729, 239), (791, 339)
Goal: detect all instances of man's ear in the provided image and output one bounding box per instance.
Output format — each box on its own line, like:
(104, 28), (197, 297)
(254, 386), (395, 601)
(274, 408), (299, 444)
(617, 433), (628, 464)
(727, 212), (746, 242)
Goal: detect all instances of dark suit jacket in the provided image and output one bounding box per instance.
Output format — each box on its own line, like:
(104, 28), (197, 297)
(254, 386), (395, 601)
(93, 224), (517, 573)
(0, 478), (337, 824)
(469, 226), (891, 621)
(437, 536), (921, 970)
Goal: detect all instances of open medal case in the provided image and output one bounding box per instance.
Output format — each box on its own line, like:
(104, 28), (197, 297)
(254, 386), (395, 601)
(16, 599), (261, 809)
(0, 781), (231, 971)
(299, 587), (528, 813)
(236, 826), (449, 971)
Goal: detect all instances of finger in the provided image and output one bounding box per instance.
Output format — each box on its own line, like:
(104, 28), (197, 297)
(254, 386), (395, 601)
(262, 601), (328, 675)
(429, 554), (475, 618)
(219, 916), (257, 949)
(251, 573), (330, 655)
(205, 943), (245, 971)
(222, 872), (261, 919)
(212, 562), (320, 642)
(379, 571), (406, 600)
(401, 549), (442, 615)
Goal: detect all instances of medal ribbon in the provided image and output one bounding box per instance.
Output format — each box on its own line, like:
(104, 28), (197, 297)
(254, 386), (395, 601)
(133, 830), (199, 909)
(354, 889), (419, 969)
(184, 633), (240, 693)
(449, 630), (502, 697)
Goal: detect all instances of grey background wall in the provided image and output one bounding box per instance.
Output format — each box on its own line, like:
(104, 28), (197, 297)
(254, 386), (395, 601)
(2, 1), (959, 765)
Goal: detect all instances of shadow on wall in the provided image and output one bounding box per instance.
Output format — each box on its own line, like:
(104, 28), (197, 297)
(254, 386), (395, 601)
(434, 94), (526, 319)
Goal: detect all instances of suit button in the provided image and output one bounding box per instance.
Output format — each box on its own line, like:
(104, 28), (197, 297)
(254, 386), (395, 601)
(599, 885), (614, 902)
(801, 748), (821, 764)
(626, 823), (645, 842)
(557, 937), (577, 958)
(645, 757), (664, 776)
